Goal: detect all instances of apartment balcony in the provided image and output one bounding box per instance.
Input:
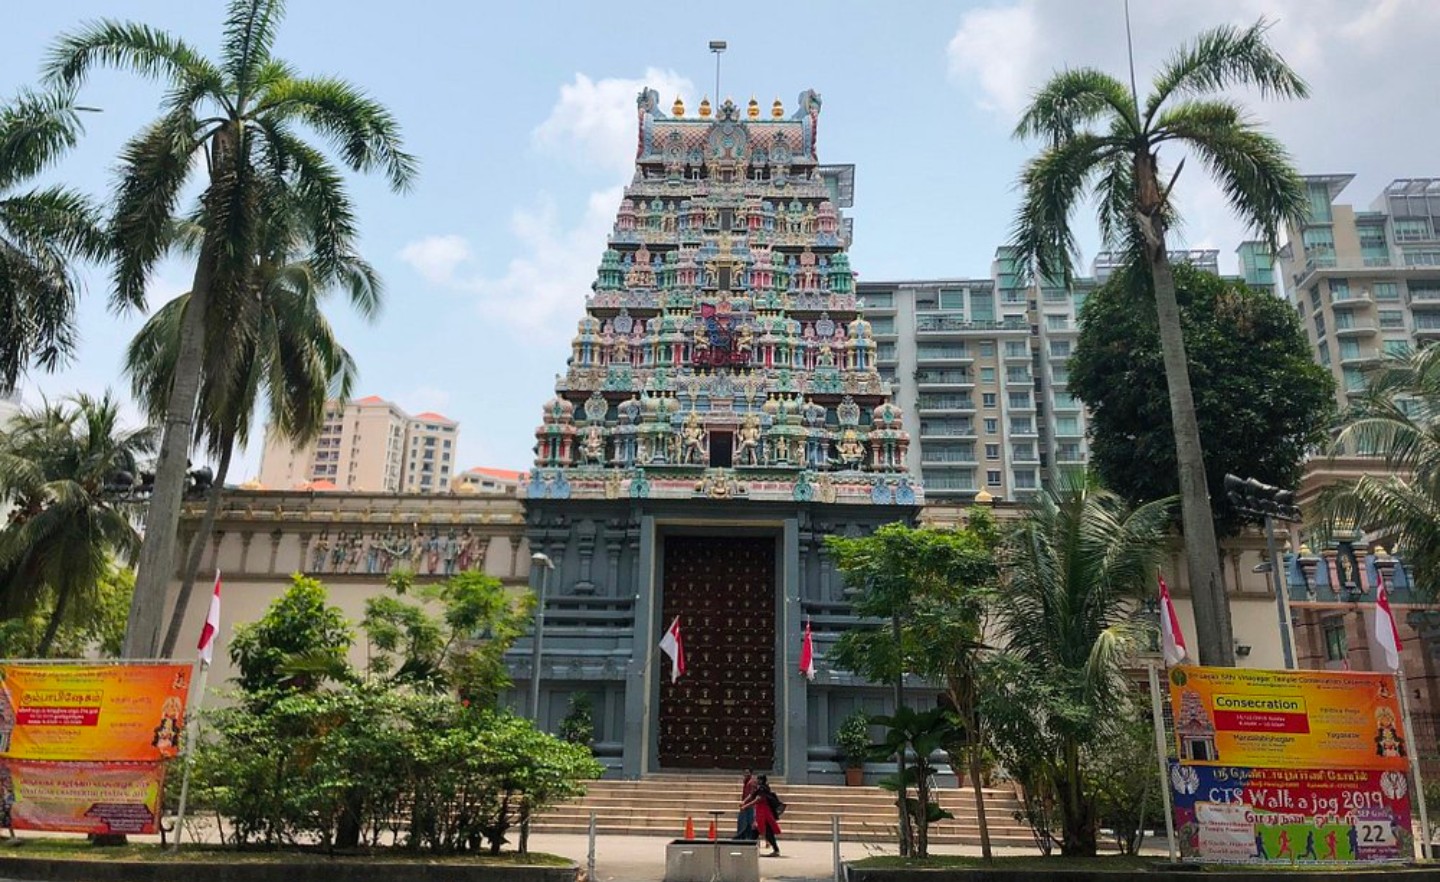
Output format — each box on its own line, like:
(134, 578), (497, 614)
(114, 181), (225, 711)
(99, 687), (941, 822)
(915, 352), (975, 366)
(1333, 319), (1378, 336)
(917, 402), (977, 416)
(1001, 348), (1032, 362)
(915, 315), (1029, 337)
(1413, 323), (1440, 339)
(920, 456), (979, 467)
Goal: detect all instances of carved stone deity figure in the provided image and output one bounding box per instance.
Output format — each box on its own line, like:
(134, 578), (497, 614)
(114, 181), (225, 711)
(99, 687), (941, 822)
(311, 532), (330, 573)
(837, 429), (865, 468)
(426, 529), (442, 574)
(736, 414), (762, 466)
(680, 412), (706, 465)
(409, 525), (426, 571)
(774, 434), (791, 464)
(442, 530), (461, 575)
(581, 424), (606, 465)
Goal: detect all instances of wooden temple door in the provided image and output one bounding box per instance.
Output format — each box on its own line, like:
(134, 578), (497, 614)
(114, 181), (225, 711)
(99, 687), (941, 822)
(657, 535), (776, 769)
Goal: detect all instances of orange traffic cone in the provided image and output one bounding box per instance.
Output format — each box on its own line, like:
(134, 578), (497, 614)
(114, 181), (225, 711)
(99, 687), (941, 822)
(708, 817), (717, 840)
(684, 815), (695, 839)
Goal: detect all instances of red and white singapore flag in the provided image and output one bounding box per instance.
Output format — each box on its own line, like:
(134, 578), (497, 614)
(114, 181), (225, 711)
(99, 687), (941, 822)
(1158, 572), (1189, 667)
(1372, 580), (1403, 673)
(799, 619), (816, 680)
(198, 570), (222, 666)
(659, 615), (686, 683)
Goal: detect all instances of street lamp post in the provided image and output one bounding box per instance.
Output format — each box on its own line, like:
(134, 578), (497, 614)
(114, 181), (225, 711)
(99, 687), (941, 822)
(1224, 474), (1300, 669)
(529, 552), (554, 723)
(708, 40), (726, 104)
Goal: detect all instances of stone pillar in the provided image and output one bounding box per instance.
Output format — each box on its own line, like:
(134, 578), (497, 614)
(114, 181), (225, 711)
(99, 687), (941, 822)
(623, 514), (658, 779)
(509, 535), (523, 578)
(267, 529), (283, 575)
(208, 531), (225, 572)
(238, 531), (254, 573)
(781, 517), (807, 781)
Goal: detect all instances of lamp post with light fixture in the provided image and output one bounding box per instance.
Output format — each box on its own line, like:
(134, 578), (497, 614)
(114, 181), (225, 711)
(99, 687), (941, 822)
(529, 552), (554, 723)
(1224, 474), (1300, 669)
(709, 40), (726, 104)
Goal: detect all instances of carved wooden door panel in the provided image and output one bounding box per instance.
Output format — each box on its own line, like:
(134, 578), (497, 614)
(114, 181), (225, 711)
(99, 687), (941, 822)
(658, 535), (776, 769)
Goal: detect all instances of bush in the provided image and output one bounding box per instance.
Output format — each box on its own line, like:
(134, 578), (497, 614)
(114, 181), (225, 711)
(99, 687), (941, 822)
(835, 708), (871, 770)
(558, 693), (595, 749)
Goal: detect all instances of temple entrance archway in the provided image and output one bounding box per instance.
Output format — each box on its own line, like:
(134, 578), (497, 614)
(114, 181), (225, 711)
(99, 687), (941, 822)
(657, 534), (777, 769)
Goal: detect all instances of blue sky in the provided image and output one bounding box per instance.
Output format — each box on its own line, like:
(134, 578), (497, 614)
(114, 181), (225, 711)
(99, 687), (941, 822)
(5, 1), (1436, 477)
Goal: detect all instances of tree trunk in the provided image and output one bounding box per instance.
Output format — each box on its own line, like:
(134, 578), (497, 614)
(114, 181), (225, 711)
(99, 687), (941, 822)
(37, 580), (74, 657)
(1059, 741), (1096, 856)
(123, 243), (218, 660)
(1136, 151), (1234, 667)
(160, 440), (232, 656)
(915, 758), (929, 858)
(968, 736), (992, 860)
(891, 613), (913, 856)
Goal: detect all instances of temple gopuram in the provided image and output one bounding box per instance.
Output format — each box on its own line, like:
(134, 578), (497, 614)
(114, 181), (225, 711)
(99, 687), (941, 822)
(519, 89), (922, 780)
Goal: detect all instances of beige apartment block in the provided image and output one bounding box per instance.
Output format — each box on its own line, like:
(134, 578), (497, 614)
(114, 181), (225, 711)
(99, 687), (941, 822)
(1278, 175), (1440, 410)
(258, 396), (456, 493)
(401, 411), (458, 494)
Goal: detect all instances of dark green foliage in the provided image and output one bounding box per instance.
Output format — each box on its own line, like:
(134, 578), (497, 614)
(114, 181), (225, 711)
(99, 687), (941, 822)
(195, 572), (593, 854)
(1070, 262), (1335, 536)
(557, 693), (595, 748)
(872, 707), (958, 857)
(834, 708), (871, 770)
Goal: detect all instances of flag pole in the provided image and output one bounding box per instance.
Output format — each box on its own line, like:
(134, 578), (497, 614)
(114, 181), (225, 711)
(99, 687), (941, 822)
(1398, 668), (1431, 859)
(171, 657), (208, 850)
(1147, 662), (1178, 862)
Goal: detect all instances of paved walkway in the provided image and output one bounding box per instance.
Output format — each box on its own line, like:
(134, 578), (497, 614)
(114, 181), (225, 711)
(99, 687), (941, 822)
(528, 832), (1051, 882)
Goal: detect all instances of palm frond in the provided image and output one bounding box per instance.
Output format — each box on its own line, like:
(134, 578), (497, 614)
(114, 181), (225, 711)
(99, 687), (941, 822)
(44, 20), (225, 101)
(1156, 100), (1306, 247)
(1014, 68), (1137, 144)
(1010, 133), (1115, 284)
(0, 88), (86, 192)
(257, 75), (417, 191)
(221, 0), (287, 102)
(1145, 19), (1308, 125)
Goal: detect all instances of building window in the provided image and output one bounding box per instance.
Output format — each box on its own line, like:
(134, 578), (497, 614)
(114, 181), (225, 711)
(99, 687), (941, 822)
(1055, 415), (1080, 435)
(1322, 616), (1348, 661)
(1006, 367), (1031, 384)
(983, 418), (998, 434)
(1049, 340), (1072, 358)
(1379, 310), (1406, 330)
(1339, 339), (1362, 361)
(1342, 367), (1366, 392)
(1374, 282), (1400, 301)
(982, 393), (997, 408)
(1007, 391), (1032, 409)
(1330, 278), (1350, 300)
(979, 367), (996, 384)
(1044, 314), (1069, 331)
(863, 291), (894, 308)
(971, 291), (995, 322)
(1010, 417), (1034, 434)
(986, 470), (1002, 487)
(1394, 217), (1432, 242)
(877, 342), (897, 361)
(1384, 339), (1410, 358)
(985, 443), (999, 460)
(869, 316), (896, 334)
(1051, 365), (1070, 384)
(979, 341), (995, 357)
(1012, 443), (1035, 461)
(1004, 341), (1028, 358)
(939, 289), (966, 311)
(1013, 469), (1038, 489)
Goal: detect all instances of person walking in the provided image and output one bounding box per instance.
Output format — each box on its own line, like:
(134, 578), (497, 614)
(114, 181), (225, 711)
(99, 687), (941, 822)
(735, 769), (756, 839)
(740, 774), (783, 857)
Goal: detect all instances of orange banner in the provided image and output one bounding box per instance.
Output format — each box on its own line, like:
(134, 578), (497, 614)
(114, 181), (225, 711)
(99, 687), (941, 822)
(1169, 665), (1406, 771)
(0, 663), (191, 761)
(2, 759), (164, 834)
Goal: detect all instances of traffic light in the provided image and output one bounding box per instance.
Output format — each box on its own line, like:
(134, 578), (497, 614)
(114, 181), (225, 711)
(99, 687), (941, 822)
(1223, 473), (1300, 522)
(187, 466), (214, 497)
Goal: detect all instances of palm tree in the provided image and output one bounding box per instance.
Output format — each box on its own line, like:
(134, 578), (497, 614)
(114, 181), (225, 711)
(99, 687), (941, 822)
(1010, 19), (1308, 665)
(0, 88), (110, 392)
(127, 207), (371, 655)
(0, 393), (154, 656)
(988, 478), (1172, 856)
(46, 0), (416, 657)
(1318, 345), (1440, 596)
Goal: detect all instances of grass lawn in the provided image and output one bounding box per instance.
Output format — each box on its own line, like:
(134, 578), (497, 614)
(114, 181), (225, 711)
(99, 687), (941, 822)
(0, 838), (572, 866)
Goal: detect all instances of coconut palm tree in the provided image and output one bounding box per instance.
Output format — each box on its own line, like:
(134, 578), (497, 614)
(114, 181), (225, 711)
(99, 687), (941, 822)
(0, 88), (110, 393)
(46, 0), (415, 657)
(126, 207), (371, 655)
(0, 393), (154, 656)
(1317, 345), (1440, 595)
(988, 478), (1173, 856)
(1010, 19), (1309, 665)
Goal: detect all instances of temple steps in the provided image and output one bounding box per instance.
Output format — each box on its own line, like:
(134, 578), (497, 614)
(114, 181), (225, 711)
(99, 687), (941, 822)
(533, 779), (1035, 846)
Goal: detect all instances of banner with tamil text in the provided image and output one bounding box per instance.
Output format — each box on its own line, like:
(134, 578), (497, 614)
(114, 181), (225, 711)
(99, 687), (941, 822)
(1168, 665), (1406, 771)
(1170, 764), (1412, 863)
(0, 663), (191, 761)
(1, 759), (165, 835)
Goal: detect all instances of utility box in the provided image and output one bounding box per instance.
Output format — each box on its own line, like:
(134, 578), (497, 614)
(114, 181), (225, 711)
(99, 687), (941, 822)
(665, 840), (759, 882)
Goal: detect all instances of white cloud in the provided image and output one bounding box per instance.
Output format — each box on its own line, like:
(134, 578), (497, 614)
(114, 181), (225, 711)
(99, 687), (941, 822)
(398, 235), (472, 286)
(533, 68), (694, 178)
(402, 70), (696, 339)
(944, 0), (1440, 268)
(946, 2), (1044, 117)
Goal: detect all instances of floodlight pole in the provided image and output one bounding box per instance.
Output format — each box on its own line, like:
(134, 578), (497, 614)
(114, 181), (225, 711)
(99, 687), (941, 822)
(529, 552), (554, 722)
(1225, 474), (1299, 670)
(709, 40), (727, 104)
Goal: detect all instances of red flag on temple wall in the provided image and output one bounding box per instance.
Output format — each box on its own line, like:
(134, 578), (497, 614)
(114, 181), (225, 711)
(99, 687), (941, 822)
(800, 619), (815, 680)
(659, 616), (686, 683)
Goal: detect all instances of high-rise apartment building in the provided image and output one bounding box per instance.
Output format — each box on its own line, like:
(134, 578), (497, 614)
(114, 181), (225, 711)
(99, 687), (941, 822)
(1277, 175), (1440, 410)
(258, 395), (458, 493)
(859, 248), (1220, 501)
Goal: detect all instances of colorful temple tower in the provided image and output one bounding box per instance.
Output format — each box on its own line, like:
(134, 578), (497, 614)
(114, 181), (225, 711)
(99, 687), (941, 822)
(520, 89), (921, 780)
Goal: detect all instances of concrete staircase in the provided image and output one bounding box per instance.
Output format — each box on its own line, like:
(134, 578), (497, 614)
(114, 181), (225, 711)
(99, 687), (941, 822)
(533, 775), (1036, 846)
